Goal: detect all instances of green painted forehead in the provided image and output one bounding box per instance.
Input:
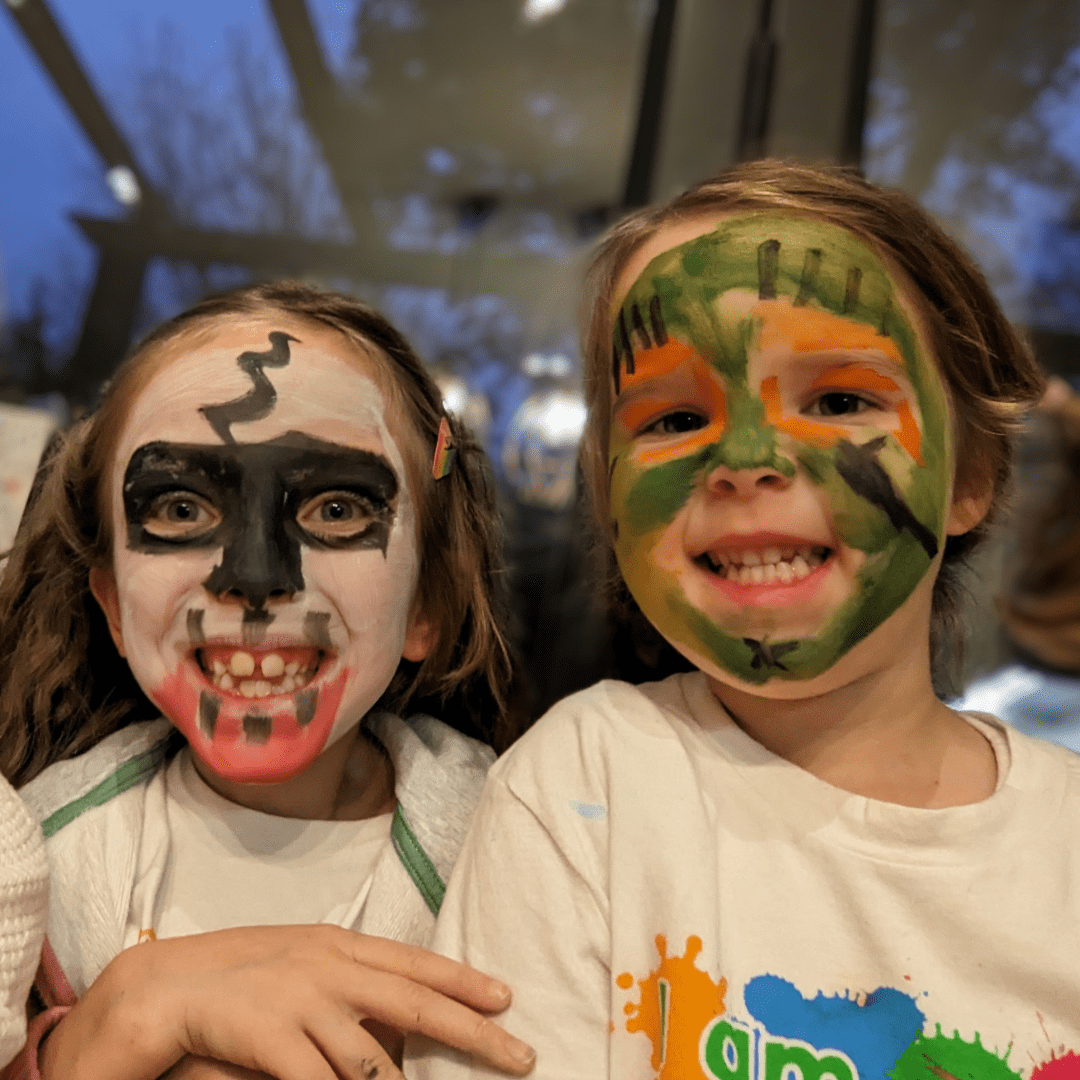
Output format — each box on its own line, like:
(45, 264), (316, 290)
(613, 212), (927, 392)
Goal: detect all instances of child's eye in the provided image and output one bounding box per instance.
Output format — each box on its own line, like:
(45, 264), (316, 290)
(806, 392), (879, 418)
(297, 492), (379, 540)
(641, 410), (708, 436)
(143, 493), (220, 540)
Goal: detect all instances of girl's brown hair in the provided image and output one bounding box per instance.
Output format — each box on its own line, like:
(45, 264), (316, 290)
(0, 281), (514, 787)
(581, 160), (1046, 671)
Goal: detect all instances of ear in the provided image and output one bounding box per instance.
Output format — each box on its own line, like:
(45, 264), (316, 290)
(945, 478), (994, 537)
(88, 566), (127, 658)
(401, 602), (438, 663)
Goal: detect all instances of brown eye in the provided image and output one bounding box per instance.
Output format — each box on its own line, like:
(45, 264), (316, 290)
(642, 410), (708, 435)
(810, 392), (872, 417)
(298, 492), (377, 540)
(143, 493), (220, 539)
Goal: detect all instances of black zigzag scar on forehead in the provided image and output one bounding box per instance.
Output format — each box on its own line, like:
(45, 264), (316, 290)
(199, 331), (298, 444)
(757, 240), (780, 299)
(794, 249), (822, 307)
(611, 295), (667, 394)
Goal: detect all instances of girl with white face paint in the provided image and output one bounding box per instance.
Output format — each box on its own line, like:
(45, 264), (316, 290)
(0, 283), (534, 1080)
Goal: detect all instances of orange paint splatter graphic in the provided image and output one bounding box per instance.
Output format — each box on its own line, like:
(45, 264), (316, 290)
(617, 935), (728, 1080)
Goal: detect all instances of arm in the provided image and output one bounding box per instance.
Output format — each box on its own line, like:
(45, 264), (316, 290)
(407, 774), (611, 1080)
(34, 925), (534, 1080)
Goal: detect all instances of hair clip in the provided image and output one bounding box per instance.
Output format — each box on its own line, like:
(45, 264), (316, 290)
(432, 415), (456, 479)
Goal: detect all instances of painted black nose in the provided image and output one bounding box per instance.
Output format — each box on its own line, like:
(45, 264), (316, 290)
(202, 480), (304, 608)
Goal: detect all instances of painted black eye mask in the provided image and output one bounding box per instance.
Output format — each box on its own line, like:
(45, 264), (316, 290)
(122, 431), (398, 610)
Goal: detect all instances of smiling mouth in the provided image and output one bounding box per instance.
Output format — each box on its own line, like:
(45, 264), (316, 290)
(695, 544), (833, 586)
(194, 646), (327, 699)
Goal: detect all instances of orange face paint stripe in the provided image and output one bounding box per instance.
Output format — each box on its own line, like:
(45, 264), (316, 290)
(810, 366), (902, 393)
(809, 367), (923, 463)
(753, 299), (903, 363)
(620, 340), (701, 392)
(636, 424), (724, 466)
(761, 376), (844, 448)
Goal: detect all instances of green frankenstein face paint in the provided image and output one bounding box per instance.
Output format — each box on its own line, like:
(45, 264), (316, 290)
(608, 214), (952, 684)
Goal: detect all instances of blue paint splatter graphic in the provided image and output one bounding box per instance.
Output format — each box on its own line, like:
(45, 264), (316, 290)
(745, 974), (925, 1079)
(569, 801), (607, 820)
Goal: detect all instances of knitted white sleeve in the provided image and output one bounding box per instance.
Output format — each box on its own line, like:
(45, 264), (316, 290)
(0, 775), (48, 1068)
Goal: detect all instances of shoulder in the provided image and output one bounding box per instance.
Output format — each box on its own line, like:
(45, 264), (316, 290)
(487, 672), (708, 802)
(19, 718), (176, 839)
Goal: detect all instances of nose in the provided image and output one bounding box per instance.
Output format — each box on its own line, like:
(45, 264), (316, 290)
(201, 504), (305, 610)
(705, 463), (793, 498)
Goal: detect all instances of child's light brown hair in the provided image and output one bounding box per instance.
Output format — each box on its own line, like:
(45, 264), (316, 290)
(581, 159), (1046, 671)
(0, 281), (515, 786)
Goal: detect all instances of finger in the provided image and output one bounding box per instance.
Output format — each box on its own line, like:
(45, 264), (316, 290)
(162, 1056), (276, 1080)
(334, 930), (512, 1012)
(307, 1013), (405, 1080)
(331, 963), (535, 1076)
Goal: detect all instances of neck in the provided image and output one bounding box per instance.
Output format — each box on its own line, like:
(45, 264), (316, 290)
(191, 724), (396, 820)
(707, 642), (997, 808)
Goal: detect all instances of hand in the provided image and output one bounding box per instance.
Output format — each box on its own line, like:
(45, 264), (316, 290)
(160, 1058), (273, 1080)
(39, 925), (535, 1080)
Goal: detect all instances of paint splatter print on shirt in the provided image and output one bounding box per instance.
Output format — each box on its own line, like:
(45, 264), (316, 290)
(618, 937), (1080, 1080)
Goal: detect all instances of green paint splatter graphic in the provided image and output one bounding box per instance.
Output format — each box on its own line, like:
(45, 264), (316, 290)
(889, 1027), (1021, 1080)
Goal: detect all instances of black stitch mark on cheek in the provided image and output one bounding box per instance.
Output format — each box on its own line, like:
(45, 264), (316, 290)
(241, 608), (274, 646)
(757, 239), (780, 300)
(187, 608), (205, 644)
(744, 638), (798, 671)
(295, 688), (317, 727)
(834, 438), (939, 559)
(843, 266), (863, 314)
(794, 248), (822, 307)
(198, 691), (220, 737)
(243, 713), (272, 744)
(304, 612), (332, 649)
(199, 331), (298, 444)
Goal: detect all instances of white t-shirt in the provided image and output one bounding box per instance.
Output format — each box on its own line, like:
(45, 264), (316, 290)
(408, 672), (1080, 1080)
(124, 747), (391, 944)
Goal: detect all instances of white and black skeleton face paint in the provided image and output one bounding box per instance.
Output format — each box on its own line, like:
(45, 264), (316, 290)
(104, 318), (428, 784)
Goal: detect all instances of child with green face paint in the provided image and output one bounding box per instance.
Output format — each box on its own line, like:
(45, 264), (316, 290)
(407, 163), (1080, 1080)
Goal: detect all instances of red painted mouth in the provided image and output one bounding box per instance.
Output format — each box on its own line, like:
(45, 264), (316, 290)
(152, 648), (349, 784)
(692, 531), (835, 607)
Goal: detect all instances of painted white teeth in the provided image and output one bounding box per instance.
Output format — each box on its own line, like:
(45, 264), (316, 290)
(229, 652), (256, 677)
(261, 654), (285, 679)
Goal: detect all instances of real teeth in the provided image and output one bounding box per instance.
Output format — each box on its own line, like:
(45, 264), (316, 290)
(706, 545), (829, 583)
(261, 653), (285, 679)
(228, 651), (256, 677)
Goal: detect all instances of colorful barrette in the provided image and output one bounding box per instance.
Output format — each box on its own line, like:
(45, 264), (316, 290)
(432, 415), (456, 479)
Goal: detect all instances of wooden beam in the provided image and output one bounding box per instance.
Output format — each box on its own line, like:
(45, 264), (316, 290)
(3, 0), (167, 216)
(71, 215), (580, 307)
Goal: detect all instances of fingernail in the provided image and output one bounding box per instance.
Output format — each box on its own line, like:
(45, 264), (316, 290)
(508, 1040), (536, 1069)
(490, 980), (512, 1008)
